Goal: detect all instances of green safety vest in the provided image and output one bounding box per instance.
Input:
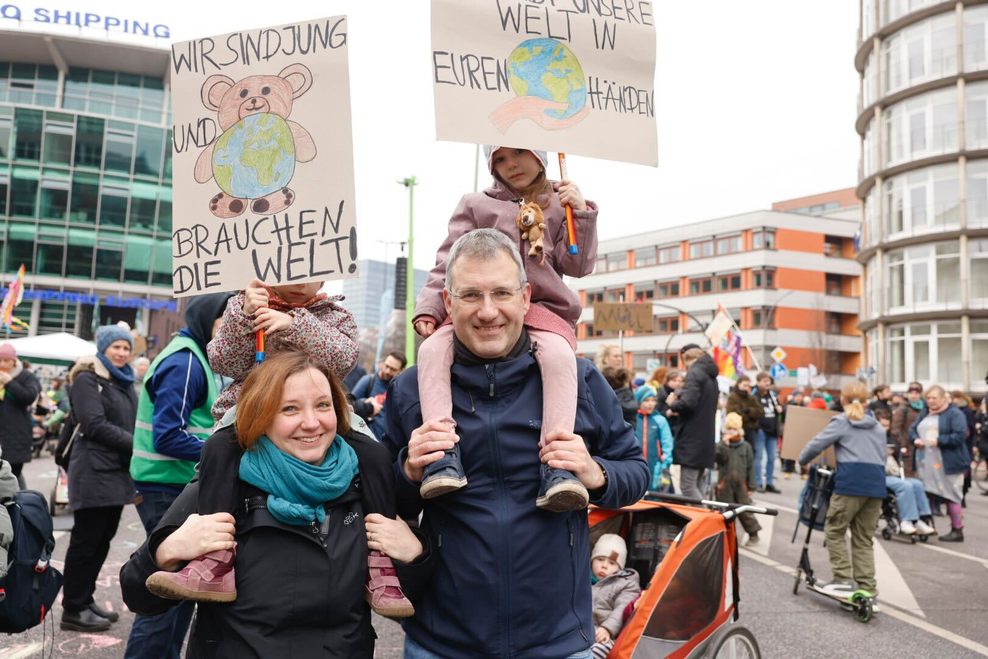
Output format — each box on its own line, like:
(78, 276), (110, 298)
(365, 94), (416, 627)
(130, 335), (219, 486)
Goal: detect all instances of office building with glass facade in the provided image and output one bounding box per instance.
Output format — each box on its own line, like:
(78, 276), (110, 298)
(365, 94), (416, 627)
(0, 24), (175, 341)
(857, 0), (988, 393)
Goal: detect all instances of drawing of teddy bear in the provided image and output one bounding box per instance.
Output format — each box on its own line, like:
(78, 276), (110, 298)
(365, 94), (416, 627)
(516, 201), (546, 263)
(194, 63), (316, 218)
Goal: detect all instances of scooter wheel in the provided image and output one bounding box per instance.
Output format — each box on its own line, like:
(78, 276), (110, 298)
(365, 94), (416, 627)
(881, 528), (891, 540)
(919, 534), (929, 543)
(850, 593), (874, 623)
(909, 534), (916, 544)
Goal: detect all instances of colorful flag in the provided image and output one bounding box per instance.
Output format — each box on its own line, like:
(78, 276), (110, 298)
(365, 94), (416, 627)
(0, 265), (29, 333)
(711, 328), (745, 380)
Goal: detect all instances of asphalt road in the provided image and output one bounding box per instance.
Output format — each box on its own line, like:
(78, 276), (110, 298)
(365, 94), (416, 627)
(3, 456), (986, 658)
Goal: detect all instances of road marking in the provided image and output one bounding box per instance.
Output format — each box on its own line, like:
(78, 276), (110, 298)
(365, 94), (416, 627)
(739, 548), (988, 656)
(872, 534), (924, 617)
(53, 531), (66, 541)
(913, 542), (988, 569)
(0, 643), (44, 658)
(741, 508), (774, 557)
(751, 497), (799, 515)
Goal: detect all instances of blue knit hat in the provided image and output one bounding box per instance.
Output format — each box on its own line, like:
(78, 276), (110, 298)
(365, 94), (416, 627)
(95, 324), (133, 354)
(635, 385), (658, 404)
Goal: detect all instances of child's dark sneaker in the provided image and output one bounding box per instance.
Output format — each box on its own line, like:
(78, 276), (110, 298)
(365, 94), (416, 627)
(365, 550), (415, 618)
(536, 464), (589, 512)
(420, 445), (468, 499)
(145, 548), (237, 603)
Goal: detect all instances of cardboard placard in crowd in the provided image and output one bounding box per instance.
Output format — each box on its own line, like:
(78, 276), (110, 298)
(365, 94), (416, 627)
(780, 406), (838, 466)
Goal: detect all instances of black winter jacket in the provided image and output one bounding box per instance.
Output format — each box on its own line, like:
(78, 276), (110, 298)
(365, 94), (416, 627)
(121, 427), (434, 658)
(67, 356), (137, 510)
(615, 385), (638, 425)
(668, 353), (719, 469)
(0, 362), (41, 465)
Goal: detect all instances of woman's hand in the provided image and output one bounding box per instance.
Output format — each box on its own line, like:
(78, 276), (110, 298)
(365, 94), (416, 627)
(913, 439), (924, 448)
(243, 279), (270, 316)
(154, 513), (236, 571)
(365, 513), (423, 563)
(557, 179), (587, 212)
(595, 626), (612, 643)
(253, 308), (293, 335)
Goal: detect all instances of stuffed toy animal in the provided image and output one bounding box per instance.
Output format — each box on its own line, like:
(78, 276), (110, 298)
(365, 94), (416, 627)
(516, 201), (546, 263)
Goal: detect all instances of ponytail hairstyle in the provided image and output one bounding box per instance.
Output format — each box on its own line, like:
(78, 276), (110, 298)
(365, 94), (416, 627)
(841, 381), (869, 421)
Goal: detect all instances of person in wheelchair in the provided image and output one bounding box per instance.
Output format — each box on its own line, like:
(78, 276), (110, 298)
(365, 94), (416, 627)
(876, 411), (934, 536)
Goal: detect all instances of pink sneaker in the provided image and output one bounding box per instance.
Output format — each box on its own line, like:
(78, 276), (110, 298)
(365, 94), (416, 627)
(365, 550), (414, 618)
(145, 548), (237, 603)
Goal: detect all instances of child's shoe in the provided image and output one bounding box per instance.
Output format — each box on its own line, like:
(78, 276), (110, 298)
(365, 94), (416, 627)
(145, 548), (237, 603)
(420, 444), (468, 499)
(536, 464), (589, 512)
(365, 550), (414, 618)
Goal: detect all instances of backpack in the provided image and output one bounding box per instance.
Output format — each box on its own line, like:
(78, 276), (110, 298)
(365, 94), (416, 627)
(53, 413), (80, 469)
(0, 490), (63, 632)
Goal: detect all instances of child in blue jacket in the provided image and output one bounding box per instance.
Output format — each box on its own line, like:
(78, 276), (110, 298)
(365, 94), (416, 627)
(635, 386), (674, 492)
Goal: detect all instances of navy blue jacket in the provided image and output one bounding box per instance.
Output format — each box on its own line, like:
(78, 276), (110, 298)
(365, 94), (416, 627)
(909, 405), (971, 475)
(798, 414), (886, 498)
(383, 351), (648, 659)
(352, 373), (389, 440)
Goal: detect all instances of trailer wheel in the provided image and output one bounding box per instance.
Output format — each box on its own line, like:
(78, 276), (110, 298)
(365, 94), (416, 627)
(708, 624), (761, 659)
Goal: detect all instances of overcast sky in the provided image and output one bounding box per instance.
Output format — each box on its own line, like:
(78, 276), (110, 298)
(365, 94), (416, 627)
(27, 1), (862, 276)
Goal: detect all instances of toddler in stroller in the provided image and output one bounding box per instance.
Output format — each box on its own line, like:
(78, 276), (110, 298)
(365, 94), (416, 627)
(882, 442), (935, 540)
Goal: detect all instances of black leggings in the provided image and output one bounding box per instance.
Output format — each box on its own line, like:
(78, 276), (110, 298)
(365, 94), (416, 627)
(196, 431), (397, 520)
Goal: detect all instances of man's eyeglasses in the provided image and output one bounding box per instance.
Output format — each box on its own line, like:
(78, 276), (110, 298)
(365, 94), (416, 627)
(447, 286), (523, 306)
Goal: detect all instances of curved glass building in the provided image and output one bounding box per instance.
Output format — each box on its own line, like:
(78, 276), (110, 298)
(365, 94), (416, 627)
(0, 18), (175, 341)
(857, 0), (988, 393)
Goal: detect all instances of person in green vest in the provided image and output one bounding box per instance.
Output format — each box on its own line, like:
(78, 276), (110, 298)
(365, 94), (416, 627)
(124, 292), (232, 659)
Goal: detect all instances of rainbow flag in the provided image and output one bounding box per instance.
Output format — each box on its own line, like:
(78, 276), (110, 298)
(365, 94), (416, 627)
(712, 328), (744, 380)
(0, 265), (29, 332)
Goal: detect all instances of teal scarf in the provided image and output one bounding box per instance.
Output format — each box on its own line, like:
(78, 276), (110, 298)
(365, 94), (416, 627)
(238, 435), (359, 526)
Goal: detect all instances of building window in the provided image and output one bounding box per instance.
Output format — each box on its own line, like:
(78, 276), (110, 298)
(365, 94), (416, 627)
(886, 241), (960, 310)
(826, 312), (842, 335)
(823, 237), (843, 257)
(970, 239), (988, 301)
(883, 87), (958, 168)
(965, 6), (988, 73)
(586, 290), (604, 304)
(633, 284), (654, 303)
(751, 228), (775, 250)
(688, 240), (713, 259)
(825, 273), (843, 296)
(634, 246), (657, 267)
(657, 280), (680, 298)
(656, 316), (679, 334)
(606, 252), (626, 272)
(750, 307), (775, 329)
(886, 321), (963, 387)
(689, 277), (712, 295)
(657, 244), (680, 264)
(14, 108), (42, 160)
(752, 268), (775, 289)
(717, 273), (742, 291)
(715, 235), (741, 255)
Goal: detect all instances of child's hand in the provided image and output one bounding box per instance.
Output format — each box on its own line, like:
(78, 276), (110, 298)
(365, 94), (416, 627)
(414, 317), (437, 338)
(253, 308), (293, 335)
(595, 626), (611, 643)
(243, 279), (270, 316)
(557, 179), (587, 211)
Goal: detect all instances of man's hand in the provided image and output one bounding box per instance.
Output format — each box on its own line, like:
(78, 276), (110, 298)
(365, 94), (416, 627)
(404, 419), (458, 483)
(539, 430), (605, 490)
(253, 308), (293, 335)
(243, 279), (270, 316)
(913, 439), (925, 448)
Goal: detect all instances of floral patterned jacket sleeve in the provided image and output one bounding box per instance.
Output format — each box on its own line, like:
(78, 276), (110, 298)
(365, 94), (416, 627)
(207, 292), (358, 419)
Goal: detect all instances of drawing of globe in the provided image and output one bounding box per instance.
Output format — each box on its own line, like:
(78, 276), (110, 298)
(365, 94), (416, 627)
(507, 38), (586, 120)
(212, 113), (295, 199)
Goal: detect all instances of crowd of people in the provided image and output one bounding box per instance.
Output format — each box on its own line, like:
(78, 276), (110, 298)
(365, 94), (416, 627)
(0, 141), (983, 655)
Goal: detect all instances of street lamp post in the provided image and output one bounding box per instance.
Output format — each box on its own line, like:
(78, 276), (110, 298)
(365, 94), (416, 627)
(399, 176), (418, 366)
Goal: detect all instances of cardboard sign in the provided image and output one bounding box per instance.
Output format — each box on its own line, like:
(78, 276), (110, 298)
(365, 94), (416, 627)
(170, 16), (357, 297)
(779, 406), (838, 466)
(593, 302), (652, 332)
(431, 0), (657, 166)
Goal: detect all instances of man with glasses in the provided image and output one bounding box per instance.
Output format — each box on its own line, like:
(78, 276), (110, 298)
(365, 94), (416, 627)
(383, 229), (648, 659)
(352, 351), (407, 440)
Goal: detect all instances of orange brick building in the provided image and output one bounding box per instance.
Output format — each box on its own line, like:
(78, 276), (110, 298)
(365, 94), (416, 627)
(575, 189), (862, 389)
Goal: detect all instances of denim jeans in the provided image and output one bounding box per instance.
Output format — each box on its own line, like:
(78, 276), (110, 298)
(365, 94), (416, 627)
(885, 476), (931, 521)
(403, 635), (591, 658)
(754, 430), (777, 488)
(124, 490), (195, 659)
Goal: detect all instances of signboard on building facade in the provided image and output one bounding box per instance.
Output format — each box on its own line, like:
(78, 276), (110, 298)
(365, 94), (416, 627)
(169, 16), (357, 297)
(593, 302), (652, 333)
(431, 0), (657, 166)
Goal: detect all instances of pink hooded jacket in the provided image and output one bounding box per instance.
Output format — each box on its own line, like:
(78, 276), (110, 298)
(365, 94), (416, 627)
(413, 179), (598, 330)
